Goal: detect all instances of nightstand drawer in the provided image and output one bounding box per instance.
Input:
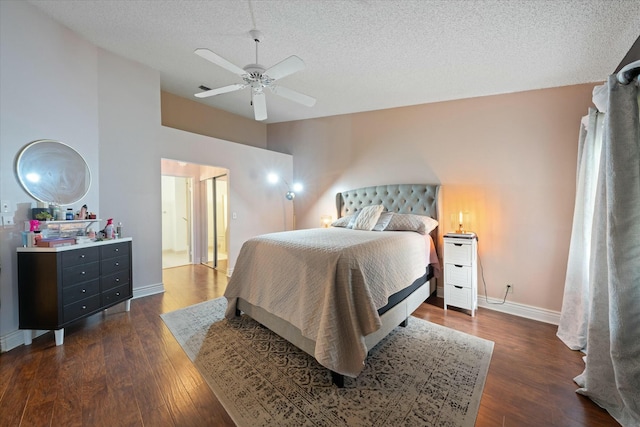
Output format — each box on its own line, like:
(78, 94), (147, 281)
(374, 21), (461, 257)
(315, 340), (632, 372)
(444, 284), (472, 310)
(444, 242), (473, 265)
(445, 263), (472, 287)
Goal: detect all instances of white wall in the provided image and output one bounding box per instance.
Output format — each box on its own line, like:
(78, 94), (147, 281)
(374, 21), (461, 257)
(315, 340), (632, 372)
(0, 1), (293, 351)
(0, 0), (100, 344)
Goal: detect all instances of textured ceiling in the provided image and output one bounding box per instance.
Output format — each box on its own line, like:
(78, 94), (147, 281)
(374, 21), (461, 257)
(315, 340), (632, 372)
(29, 0), (640, 123)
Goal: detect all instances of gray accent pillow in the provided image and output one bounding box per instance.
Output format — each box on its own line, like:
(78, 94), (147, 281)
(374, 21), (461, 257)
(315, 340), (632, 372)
(372, 211), (394, 231)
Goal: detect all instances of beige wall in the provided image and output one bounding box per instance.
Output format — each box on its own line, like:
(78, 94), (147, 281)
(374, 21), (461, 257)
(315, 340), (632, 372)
(267, 83), (597, 314)
(160, 91), (267, 149)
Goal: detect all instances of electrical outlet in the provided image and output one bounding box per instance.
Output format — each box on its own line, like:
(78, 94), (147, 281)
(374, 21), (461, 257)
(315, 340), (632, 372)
(1, 214), (14, 226)
(506, 284), (514, 294)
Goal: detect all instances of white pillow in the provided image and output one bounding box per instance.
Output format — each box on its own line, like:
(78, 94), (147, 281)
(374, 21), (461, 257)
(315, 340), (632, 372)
(352, 205), (384, 231)
(419, 215), (439, 234)
(331, 215), (352, 228)
(385, 213), (438, 234)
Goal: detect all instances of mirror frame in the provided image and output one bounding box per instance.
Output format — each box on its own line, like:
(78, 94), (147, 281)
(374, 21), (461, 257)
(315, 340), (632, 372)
(15, 139), (92, 206)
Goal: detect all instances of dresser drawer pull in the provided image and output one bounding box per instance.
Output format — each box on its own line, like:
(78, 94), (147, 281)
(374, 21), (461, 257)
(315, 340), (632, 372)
(115, 278), (120, 282)
(454, 264), (463, 268)
(81, 271), (86, 275)
(115, 262), (119, 267)
(116, 292), (120, 296)
(115, 248), (119, 252)
(82, 305), (87, 309)
(454, 243), (462, 247)
(80, 254), (85, 258)
(454, 285), (463, 289)
(82, 289), (86, 293)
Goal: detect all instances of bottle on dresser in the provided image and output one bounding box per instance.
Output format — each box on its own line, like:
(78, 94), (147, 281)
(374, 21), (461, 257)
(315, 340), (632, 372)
(104, 218), (115, 239)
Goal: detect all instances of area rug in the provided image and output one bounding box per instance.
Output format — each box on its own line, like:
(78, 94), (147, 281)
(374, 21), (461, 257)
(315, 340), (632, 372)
(161, 297), (494, 427)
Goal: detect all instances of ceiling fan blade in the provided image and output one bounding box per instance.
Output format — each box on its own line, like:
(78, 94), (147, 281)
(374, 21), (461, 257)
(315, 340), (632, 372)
(270, 85), (316, 107)
(252, 91), (267, 121)
(264, 55), (306, 81)
(194, 48), (246, 76)
(195, 83), (246, 98)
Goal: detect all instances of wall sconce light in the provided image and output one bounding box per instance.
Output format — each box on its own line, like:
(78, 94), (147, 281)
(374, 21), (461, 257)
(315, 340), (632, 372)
(320, 215), (332, 228)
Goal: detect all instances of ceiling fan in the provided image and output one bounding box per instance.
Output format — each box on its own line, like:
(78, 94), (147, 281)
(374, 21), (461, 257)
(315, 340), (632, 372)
(194, 30), (316, 121)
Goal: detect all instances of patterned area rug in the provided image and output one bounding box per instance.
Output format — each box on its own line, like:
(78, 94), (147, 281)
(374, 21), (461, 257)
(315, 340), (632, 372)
(161, 298), (494, 427)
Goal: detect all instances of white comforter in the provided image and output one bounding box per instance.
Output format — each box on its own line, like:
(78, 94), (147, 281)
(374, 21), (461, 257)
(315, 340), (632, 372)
(224, 227), (434, 377)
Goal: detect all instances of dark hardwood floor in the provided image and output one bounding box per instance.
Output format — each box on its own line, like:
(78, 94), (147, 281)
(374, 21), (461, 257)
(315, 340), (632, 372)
(0, 265), (617, 426)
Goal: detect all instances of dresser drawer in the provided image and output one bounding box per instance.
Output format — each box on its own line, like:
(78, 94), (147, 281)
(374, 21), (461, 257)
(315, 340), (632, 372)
(101, 284), (131, 306)
(101, 270), (130, 291)
(444, 242), (473, 265)
(101, 242), (130, 260)
(62, 262), (100, 288)
(444, 284), (472, 310)
(63, 279), (100, 305)
(62, 247), (99, 267)
(63, 294), (101, 323)
(444, 263), (473, 288)
(101, 255), (130, 276)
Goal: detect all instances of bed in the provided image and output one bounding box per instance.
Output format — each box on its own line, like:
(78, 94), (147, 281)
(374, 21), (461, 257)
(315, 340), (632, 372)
(224, 183), (440, 386)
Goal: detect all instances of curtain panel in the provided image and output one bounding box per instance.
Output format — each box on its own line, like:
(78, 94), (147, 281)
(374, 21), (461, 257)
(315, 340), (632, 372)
(559, 74), (640, 426)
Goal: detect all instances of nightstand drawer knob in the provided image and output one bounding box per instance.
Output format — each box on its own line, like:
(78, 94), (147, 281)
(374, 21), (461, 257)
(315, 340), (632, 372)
(454, 264), (463, 268)
(454, 285), (463, 289)
(454, 243), (462, 247)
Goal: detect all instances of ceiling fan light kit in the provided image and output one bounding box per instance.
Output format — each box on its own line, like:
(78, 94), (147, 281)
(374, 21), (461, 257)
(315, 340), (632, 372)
(195, 29), (316, 121)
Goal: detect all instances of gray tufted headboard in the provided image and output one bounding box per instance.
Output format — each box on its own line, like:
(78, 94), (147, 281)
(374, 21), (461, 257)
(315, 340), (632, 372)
(336, 183), (440, 243)
(336, 184), (439, 220)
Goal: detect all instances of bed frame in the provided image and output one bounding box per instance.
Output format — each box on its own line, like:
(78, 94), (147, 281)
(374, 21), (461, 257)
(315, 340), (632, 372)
(236, 183), (440, 387)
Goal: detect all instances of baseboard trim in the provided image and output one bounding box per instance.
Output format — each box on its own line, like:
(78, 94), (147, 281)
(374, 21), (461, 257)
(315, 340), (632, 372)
(0, 329), (48, 353)
(2, 283), (165, 353)
(436, 286), (560, 325)
(133, 282), (165, 299)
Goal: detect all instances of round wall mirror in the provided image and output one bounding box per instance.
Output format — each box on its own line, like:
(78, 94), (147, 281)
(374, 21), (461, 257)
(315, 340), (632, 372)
(15, 139), (91, 205)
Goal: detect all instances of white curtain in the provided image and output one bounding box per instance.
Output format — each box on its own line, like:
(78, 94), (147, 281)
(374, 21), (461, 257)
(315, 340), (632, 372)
(558, 74), (640, 426)
(557, 107), (603, 349)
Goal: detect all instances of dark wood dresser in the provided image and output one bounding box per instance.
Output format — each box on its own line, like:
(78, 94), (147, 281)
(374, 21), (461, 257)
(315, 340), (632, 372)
(17, 238), (133, 345)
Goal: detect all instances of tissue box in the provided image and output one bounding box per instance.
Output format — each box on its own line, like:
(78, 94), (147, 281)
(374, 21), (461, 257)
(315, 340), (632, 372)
(36, 238), (76, 248)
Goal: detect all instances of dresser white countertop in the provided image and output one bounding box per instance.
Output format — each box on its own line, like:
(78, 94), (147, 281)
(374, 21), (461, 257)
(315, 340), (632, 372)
(16, 237), (132, 253)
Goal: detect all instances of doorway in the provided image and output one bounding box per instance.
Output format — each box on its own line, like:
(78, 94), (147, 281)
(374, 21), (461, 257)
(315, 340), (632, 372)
(161, 175), (192, 269)
(203, 174), (228, 273)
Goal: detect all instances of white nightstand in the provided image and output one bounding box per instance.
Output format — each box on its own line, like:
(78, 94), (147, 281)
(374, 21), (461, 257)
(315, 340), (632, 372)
(443, 232), (478, 316)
